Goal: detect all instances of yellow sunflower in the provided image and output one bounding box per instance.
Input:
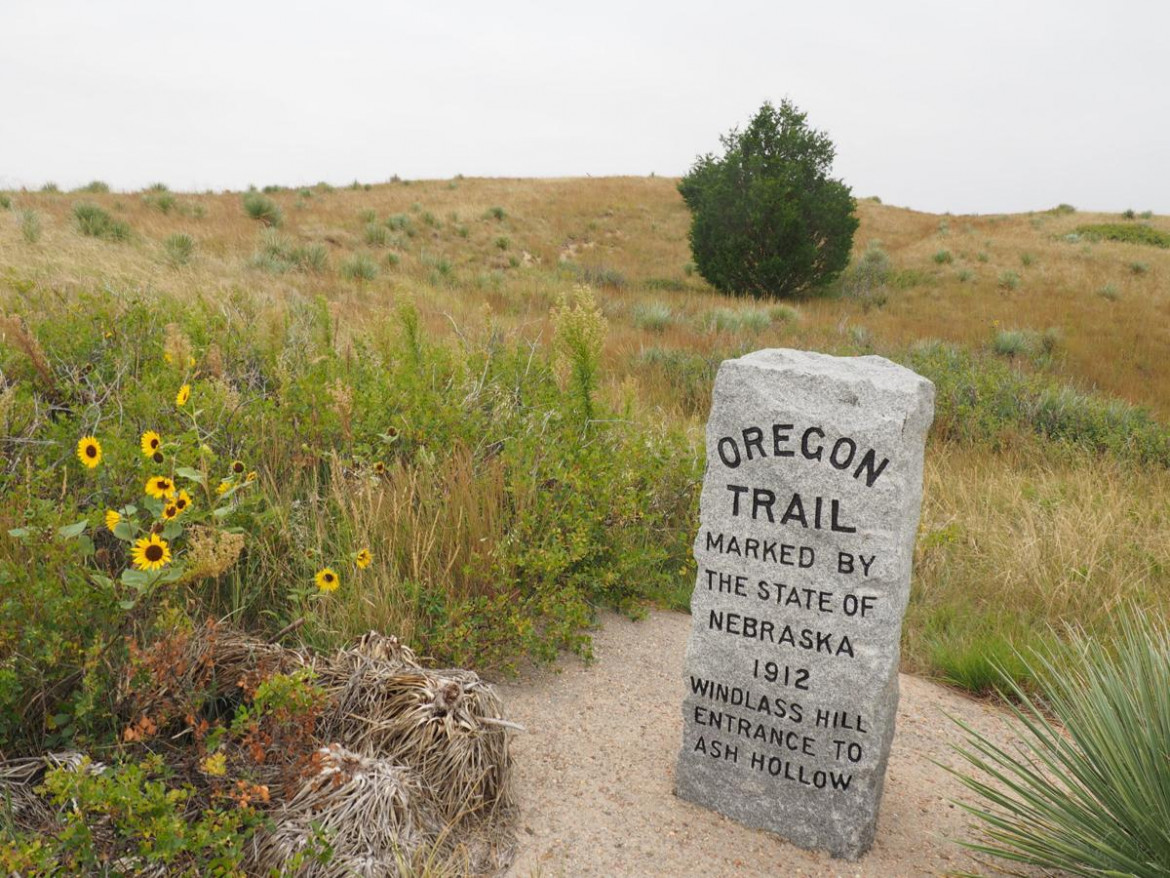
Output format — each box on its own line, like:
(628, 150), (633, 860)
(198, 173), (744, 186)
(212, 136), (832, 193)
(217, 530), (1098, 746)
(140, 430), (162, 457)
(355, 548), (372, 570)
(216, 480), (230, 495)
(246, 471), (257, 483)
(130, 534), (172, 571)
(175, 384), (191, 407)
(314, 568), (340, 592)
(77, 436), (102, 469)
(161, 503), (179, 521)
(174, 490), (192, 514)
(105, 510), (122, 531)
(231, 460), (245, 475)
(145, 475), (176, 499)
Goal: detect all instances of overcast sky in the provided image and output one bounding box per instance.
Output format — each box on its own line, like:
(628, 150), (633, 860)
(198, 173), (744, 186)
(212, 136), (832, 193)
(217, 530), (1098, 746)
(2, 1), (1166, 214)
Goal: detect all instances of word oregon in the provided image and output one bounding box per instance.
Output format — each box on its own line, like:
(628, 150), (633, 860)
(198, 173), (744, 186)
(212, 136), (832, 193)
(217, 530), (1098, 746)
(715, 423), (890, 488)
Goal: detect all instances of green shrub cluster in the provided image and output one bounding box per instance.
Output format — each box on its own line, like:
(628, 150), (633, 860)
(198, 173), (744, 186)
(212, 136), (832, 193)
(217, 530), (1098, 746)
(0, 286), (698, 755)
(907, 341), (1170, 465)
(241, 192), (283, 227)
(1075, 223), (1170, 248)
(73, 203), (131, 241)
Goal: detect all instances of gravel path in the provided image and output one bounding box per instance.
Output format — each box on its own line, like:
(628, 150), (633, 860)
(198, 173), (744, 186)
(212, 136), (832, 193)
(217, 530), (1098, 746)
(492, 610), (1019, 878)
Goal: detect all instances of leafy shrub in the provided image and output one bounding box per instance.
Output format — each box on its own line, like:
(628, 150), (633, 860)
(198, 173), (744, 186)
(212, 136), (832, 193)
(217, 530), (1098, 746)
(1122, 208), (1136, 219)
(73, 203), (131, 241)
(1098, 283), (1120, 301)
(1050, 203), (1076, 214)
(248, 231), (328, 274)
(146, 183), (169, 192)
(1129, 261), (1149, 275)
(957, 269), (974, 283)
(19, 209), (41, 243)
(950, 611), (1170, 876)
(932, 249), (952, 264)
(495, 236), (510, 251)
(143, 192), (176, 214)
(768, 304), (800, 323)
(241, 192), (283, 227)
(0, 193), (10, 210)
(977, 252), (990, 262)
(1075, 223), (1170, 248)
(678, 100), (858, 298)
(385, 214), (412, 233)
(163, 233), (195, 267)
(704, 307), (772, 333)
(76, 181), (110, 194)
(998, 270), (1020, 290)
(486, 206), (506, 221)
(1020, 252), (1034, 267)
(340, 252), (378, 281)
(631, 302), (674, 332)
(40, 182), (60, 193)
(843, 242), (891, 298)
(358, 209), (377, 223)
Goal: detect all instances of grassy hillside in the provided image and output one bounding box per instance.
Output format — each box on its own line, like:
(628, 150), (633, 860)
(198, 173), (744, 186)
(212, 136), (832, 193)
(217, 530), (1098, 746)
(3, 176), (1169, 702)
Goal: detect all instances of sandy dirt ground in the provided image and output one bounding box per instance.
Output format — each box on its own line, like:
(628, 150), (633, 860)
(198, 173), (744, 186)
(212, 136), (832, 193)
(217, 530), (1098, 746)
(491, 610), (1022, 878)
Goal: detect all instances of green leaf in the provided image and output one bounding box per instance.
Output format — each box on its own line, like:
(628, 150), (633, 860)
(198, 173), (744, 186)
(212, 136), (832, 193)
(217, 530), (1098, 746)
(113, 521), (136, 542)
(120, 569), (153, 590)
(7, 528), (30, 539)
(161, 521), (183, 541)
(77, 535), (95, 557)
(175, 466), (206, 486)
(156, 565), (186, 584)
(118, 599), (137, 611)
(57, 520), (88, 540)
(90, 574), (116, 591)
(213, 506), (232, 519)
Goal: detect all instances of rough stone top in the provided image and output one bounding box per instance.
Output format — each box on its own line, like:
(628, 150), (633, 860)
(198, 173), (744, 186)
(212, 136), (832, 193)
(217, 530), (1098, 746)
(729, 349), (932, 397)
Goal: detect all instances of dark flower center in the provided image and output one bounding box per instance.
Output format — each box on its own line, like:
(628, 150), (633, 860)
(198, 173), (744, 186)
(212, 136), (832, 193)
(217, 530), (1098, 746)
(85, 444), (97, 458)
(233, 461), (244, 473)
(152, 451), (164, 464)
(156, 480), (169, 490)
(145, 544), (164, 561)
(150, 438), (159, 449)
(176, 498), (187, 510)
(324, 573), (335, 583)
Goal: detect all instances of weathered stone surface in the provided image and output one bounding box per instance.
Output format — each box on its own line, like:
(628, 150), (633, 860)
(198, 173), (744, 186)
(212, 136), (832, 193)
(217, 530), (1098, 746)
(675, 348), (934, 860)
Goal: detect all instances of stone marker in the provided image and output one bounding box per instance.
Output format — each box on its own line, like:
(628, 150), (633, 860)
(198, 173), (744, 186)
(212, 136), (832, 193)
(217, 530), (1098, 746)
(675, 348), (934, 860)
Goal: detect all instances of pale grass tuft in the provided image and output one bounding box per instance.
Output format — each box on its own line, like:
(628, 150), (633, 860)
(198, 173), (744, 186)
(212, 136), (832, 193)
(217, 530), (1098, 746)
(0, 314), (53, 390)
(180, 525), (245, 582)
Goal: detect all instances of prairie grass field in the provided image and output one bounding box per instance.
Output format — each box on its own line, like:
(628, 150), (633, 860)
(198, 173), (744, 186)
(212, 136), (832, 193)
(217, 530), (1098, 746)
(2, 174), (1169, 733)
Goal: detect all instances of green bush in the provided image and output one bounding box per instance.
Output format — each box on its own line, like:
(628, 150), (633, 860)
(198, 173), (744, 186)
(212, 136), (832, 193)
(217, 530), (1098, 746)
(950, 611), (1170, 876)
(998, 270), (1020, 290)
(76, 181), (110, 194)
(1075, 223), (1170, 248)
(364, 222), (389, 247)
(631, 302), (674, 332)
(19, 209), (41, 243)
(0, 193), (11, 210)
(73, 203), (131, 241)
(143, 192), (176, 214)
(163, 233), (195, 267)
(932, 249), (953, 265)
(340, 252), (378, 281)
(704, 307), (772, 333)
(241, 192), (283, 227)
(678, 99), (858, 298)
(843, 242), (891, 298)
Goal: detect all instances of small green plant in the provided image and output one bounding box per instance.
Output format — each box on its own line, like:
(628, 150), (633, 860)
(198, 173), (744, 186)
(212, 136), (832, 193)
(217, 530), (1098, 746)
(933, 249), (953, 265)
(844, 242), (891, 298)
(19, 209), (42, 243)
(957, 269), (974, 283)
(0, 193), (11, 210)
(40, 182), (60, 193)
(1020, 252), (1034, 267)
(358, 209), (377, 223)
(1139, 210), (1153, 220)
(948, 611), (1170, 877)
(1122, 208), (1136, 219)
(1098, 283), (1120, 301)
(163, 233), (195, 267)
(977, 252), (990, 263)
(242, 192), (283, 227)
(495, 236), (510, 251)
(143, 192), (176, 214)
(340, 252), (378, 281)
(298, 187), (312, 199)
(575, 265), (626, 289)
(1129, 261), (1149, 275)
(998, 270), (1020, 290)
(455, 224), (470, 239)
(146, 182), (169, 192)
(768, 304), (800, 323)
(486, 206), (506, 221)
(73, 203), (131, 241)
(422, 211), (439, 228)
(77, 180), (110, 193)
(551, 286), (608, 423)
(384, 252), (400, 268)
(1051, 203), (1076, 214)
(631, 302), (674, 332)
(364, 223), (389, 247)
(705, 307), (772, 333)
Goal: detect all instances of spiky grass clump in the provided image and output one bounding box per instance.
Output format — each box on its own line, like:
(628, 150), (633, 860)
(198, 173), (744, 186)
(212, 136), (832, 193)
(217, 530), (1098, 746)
(73, 202), (131, 241)
(242, 192), (283, 228)
(19, 209), (41, 243)
(949, 612), (1170, 877)
(163, 233), (195, 267)
(341, 253), (379, 282)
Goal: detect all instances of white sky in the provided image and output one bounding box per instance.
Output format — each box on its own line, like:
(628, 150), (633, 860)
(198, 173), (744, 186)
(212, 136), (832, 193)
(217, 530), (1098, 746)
(2, 1), (1167, 214)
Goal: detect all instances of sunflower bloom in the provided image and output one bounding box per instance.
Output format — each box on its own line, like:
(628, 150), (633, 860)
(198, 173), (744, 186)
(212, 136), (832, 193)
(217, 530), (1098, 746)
(131, 534), (172, 571)
(231, 460), (245, 475)
(145, 475), (176, 499)
(175, 490), (192, 514)
(161, 503), (179, 521)
(315, 568), (340, 592)
(77, 436), (102, 469)
(175, 384), (191, 407)
(140, 431), (162, 457)
(105, 510), (122, 531)
(246, 471), (257, 483)
(355, 548), (372, 570)
(216, 480), (230, 495)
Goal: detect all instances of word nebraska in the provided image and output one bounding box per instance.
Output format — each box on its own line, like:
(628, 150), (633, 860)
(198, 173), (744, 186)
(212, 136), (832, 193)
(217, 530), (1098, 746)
(709, 610), (855, 658)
